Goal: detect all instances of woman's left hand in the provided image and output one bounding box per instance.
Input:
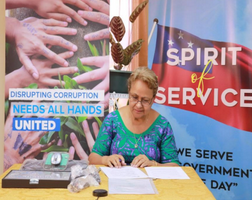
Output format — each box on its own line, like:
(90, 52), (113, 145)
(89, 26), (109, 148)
(131, 154), (154, 168)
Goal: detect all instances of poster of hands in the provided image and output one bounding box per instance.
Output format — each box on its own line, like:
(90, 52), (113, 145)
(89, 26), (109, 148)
(4, 0), (110, 172)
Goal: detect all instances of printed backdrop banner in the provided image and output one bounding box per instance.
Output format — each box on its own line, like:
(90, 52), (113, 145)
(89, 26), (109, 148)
(4, 2), (110, 172)
(148, 0), (252, 200)
(152, 25), (252, 132)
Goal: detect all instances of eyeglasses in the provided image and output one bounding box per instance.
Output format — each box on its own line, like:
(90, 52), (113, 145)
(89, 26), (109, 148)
(129, 95), (153, 106)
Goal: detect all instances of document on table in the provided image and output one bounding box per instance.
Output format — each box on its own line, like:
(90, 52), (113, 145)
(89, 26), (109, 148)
(145, 167), (190, 179)
(108, 178), (158, 194)
(100, 166), (148, 179)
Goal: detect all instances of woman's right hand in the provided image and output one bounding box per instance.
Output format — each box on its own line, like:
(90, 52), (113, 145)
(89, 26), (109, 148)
(102, 154), (126, 168)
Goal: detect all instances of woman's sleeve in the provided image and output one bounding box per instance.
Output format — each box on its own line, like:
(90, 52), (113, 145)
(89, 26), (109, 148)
(91, 114), (114, 156)
(160, 121), (180, 165)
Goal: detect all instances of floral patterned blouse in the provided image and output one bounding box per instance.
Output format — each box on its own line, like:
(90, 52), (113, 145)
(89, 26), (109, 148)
(91, 110), (180, 165)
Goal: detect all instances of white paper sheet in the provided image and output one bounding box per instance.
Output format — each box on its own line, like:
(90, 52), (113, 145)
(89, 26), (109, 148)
(108, 178), (158, 194)
(100, 166), (148, 179)
(144, 167), (190, 179)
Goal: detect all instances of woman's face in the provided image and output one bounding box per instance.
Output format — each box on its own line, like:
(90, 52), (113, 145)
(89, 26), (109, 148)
(128, 79), (154, 119)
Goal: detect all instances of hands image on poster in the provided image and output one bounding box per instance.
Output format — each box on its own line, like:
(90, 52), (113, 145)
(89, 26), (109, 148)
(5, 51), (78, 99)
(4, 111), (55, 171)
(4, 0), (110, 170)
(4, 110), (99, 171)
(5, 16), (78, 80)
(5, 0), (110, 79)
(69, 120), (99, 160)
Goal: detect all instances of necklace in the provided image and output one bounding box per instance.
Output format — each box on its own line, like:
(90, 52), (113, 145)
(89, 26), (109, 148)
(133, 134), (142, 148)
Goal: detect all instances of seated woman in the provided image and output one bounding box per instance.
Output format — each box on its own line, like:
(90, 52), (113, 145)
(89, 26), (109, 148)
(88, 67), (180, 168)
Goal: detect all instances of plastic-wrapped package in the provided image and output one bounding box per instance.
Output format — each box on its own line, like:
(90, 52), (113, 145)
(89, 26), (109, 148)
(20, 159), (89, 172)
(67, 165), (101, 193)
(20, 158), (100, 192)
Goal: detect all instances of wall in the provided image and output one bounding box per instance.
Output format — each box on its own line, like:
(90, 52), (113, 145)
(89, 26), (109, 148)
(0, 1), (5, 174)
(132, 0), (148, 69)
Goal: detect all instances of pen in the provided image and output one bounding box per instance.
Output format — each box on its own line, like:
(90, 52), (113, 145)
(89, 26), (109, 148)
(119, 159), (127, 164)
(119, 159), (130, 165)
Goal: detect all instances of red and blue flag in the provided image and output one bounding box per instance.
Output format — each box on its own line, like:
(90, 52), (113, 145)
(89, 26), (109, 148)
(152, 24), (252, 132)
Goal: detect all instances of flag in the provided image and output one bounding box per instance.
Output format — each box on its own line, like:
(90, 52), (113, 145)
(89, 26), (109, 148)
(152, 24), (252, 132)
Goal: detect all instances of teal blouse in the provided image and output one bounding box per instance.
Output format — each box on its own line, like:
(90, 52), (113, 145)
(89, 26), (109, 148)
(92, 110), (180, 165)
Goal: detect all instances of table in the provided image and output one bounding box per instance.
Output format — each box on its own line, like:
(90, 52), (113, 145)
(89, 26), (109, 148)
(0, 164), (216, 200)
